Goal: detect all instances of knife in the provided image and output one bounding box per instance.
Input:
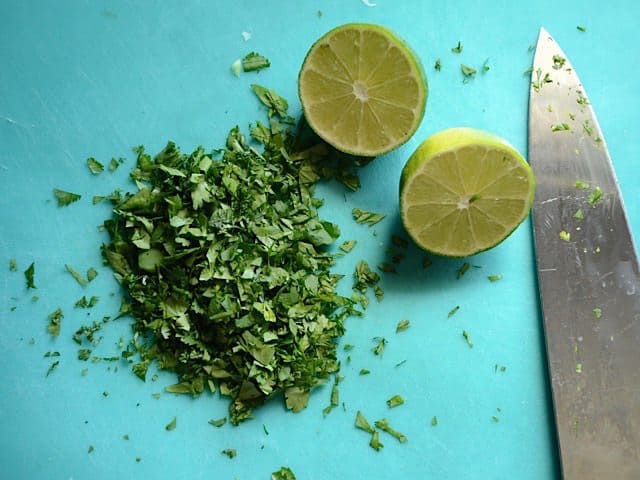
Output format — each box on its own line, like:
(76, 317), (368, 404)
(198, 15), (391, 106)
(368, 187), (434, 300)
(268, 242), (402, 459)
(529, 28), (640, 478)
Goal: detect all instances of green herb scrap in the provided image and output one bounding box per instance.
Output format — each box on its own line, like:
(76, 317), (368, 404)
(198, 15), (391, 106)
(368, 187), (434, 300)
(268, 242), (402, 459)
(487, 274), (502, 282)
(395, 319), (410, 333)
(374, 418), (407, 443)
(462, 330), (474, 348)
(577, 25), (587, 32)
(372, 337), (386, 356)
(434, 58), (441, 71)
(46, 360), (60, 377)
(87, 157), (105, 174)
(559, 230), (571, 242)
(587, 186), (603, 207)
(87, 267), (98, 282)
(24, 262), (36, 289)
(322, 374), (343, 417)
(551, 123), (571, 132)
(98, 87), (357, 425)
(221, 448), (237, 459)
(447, 305), (460, 318)
(369, 430), (384, 451)
(386, 394), (404, 408)
(339, 240), (357, 253)
(53, 188), (81, 207)
(65, 264), (88, 286)
(271, 467), (297, 480)
(352, 208), (385, 226)
(461, 64), (476, 82)
(9, 259), (17, 272)
(242, 52), (271, 72)
(47, 308), (64, 337)
(165, 417), (177, 431)
(451, 41), (463, 53)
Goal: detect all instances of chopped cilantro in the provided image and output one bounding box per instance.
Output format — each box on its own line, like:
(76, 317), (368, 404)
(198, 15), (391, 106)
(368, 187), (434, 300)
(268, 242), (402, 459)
(339, 240), (357, 253)
(88, 445), (94, 454)
(386, 394), (404, 408)
(577, 25), (587, 32)
(87, 267), (98, 282)
(593, 308), (602, 319)
(9, 259), (17, 271)
(53, 188), (81, 207)
(487, 274), (502, 282)
(575, 363), (582, 374)
(374, 418), (407, 443)
(369, 430), (384, 451)
(447, 305), (460, 318)
(456, 262), (470, 279)
(373, 285), (384, 301)
(461, 64), (476, 81)
(372, 337), (386, 356)
(109, 157), (124, 172)
(434, 58), (441, 71)
(165, 417), (177, 431)
(65, 264), (88, 287)
(551, 123), (570, 132)
(396, 319), (410, 333)
(46, 360), (60, 377)
(575, 180), (590, 189)
(87, 157), (104, 174)
(271, 467), (297, 480)
(322, 374), (342, 417)
(78, 349), (91, 361)
(552, 55), (566, 70)
(462, 330), (474, 348)
(47, 308), (63, 337)
(451, 41), (463, 53)
(355, 410), (375, 433)
(431, 416), (438, 426)
(242, 52), (271, 72)
(359, 368), (370, 375)
(492, 415), (500, 423)
(574, 209), (584, 220)
(482, 58), (490, 73)
(24, 262), (36, 289)
(559, 230), (571, 242)
(221, 448), (237, 459)
(352, 208), (385, 226)
(588, 186), (602, 207)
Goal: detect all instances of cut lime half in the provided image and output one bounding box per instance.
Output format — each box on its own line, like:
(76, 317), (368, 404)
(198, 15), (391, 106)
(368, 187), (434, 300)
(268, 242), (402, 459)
(400, 128), (535, 257)
(298, 23), (427, 157)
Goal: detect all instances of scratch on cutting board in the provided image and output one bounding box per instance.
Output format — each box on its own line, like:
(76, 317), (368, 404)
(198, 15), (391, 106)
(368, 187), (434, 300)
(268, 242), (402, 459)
(539, 197), (559, 205)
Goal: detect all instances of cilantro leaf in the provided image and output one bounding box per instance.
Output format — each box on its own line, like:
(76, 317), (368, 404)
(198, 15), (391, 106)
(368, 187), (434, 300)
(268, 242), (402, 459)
(47, 308), (64, 337)
(352, 208), (385, 226)
(53, 188), (81, 207)
(395, 319), (410, 333)
(374, 418), (407, 443)
(9, 259), (17, 272)
(242, 52), (271, 72)
(65, 264), (88, 286)
(24, 262), (36, 289)
(271, 467), (296, 480)
(355, 410), (375, 434)
(451, 41), (463, 53)
(165, 417), (177, 431)
(87, 157), (104, 174)
(386, 394), (404, 408)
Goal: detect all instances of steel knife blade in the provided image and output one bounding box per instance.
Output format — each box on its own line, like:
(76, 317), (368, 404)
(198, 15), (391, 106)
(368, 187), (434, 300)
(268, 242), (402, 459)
(529, 27), (640, 478)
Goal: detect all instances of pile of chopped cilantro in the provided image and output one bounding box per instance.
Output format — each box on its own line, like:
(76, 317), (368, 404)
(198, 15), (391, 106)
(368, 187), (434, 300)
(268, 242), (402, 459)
(100, 86), (359, 424)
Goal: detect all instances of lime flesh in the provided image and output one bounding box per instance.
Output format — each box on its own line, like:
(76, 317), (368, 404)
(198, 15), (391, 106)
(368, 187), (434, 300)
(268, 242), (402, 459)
(400, 128), (535, 257)
(298, 23), (427, 157)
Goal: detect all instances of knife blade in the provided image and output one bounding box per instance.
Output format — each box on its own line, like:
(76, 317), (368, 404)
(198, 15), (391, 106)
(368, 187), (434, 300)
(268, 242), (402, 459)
(529, 28), (640, 478)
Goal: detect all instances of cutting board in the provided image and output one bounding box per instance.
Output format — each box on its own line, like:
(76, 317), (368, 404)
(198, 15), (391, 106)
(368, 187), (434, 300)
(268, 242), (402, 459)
(1, 1), (638, 479)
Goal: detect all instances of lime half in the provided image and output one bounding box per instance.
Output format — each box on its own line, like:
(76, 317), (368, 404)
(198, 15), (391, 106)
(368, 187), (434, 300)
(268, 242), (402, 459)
(400, 128), (535, 257)
(298, 23), (427, 157)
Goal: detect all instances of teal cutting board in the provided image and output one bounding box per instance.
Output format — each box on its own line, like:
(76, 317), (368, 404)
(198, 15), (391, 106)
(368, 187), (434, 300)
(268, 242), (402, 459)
(1, 1), (638, 479)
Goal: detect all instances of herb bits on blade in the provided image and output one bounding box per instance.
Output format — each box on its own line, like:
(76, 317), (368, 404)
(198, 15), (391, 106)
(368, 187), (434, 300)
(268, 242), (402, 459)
(100, 86), (359, 424)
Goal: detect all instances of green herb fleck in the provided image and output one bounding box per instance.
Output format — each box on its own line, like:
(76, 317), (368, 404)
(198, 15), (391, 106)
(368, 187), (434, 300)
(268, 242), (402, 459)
(47, 308), (64, 337)
(46, 360), (60, 377)
(482, 58), (490, 73)
(434, 58), (441, 71)
(386, 394), (404, 408)
(87, 267), (98, 282)
(242, 52), (271, 72)
(44, 351), (60, 357)
(487, 274), (502, 282)
(373, 285), (384, 302)
(431, 416), (438, 426)
(457, 262), (470, 279)
(577, 25), (587, 32)
(495, 364), (507, 373)
(374, 418), (407, 443)
(574, 209), (585, 220)
(369, 430), (384, 451)
(559, 230), (571, 242)
(575, 363), (582, 374)
(322, 374), (342, 417)
(451, 41), (463, 53)
(24, 262), (36, 289)
(88, 445), (94, 454)
(102, 391), (109, 397)
(352, 208), (385, 226)
(135, 456), (142, 463)
(271, 466), (297, 480)
(531, 68), (553, 92)
(65, 264), (88, 287)
(165, 417), (177, 431)
(492, 415), (500, 423)
(53, 188), (81, 207)
(395, 319), (410, 333)
(575, 180), (590, 189)
(339, 240), (357, 253)
(461, 64), (476, 81)
(588, 186), (602, 207)
(552, 55), (566, 70)
(78, 349), (91, 361)
(448, 305), (460, 318)
(109, 157), (124, 171)
(551, 123), (570, 132)
(9, 259), (17, 271)
(221, 448), (237, 459)
(87, 157), (104, 174)
(123, 434), (129, 440)
(372, 337), (386, 356)
(593, 308), (602, 319)
(462, 330), (474, 348)
(576, 91), (589, 106)
(359, 368), (370, 375)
